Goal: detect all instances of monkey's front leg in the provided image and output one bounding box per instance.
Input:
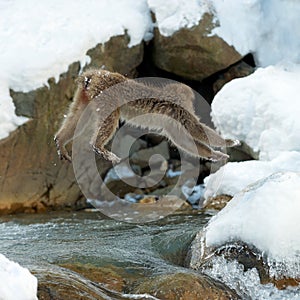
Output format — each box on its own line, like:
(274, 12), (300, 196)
(54, 135), (72, 162)
(54, 115), (79, 162)
(90, 110), (121, 164)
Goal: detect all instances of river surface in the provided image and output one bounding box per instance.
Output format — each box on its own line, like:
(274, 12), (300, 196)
(1, 210), (299, 300)
(0, 210), (209, 299)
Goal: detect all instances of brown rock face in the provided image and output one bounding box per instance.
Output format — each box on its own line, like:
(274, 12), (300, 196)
(86, 34), (143, 77)
(152, 13), (242, 81)
(133, 272), (240, 300)
(0, 35), (143, 214)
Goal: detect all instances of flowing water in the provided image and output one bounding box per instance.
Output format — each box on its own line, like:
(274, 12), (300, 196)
(0, 210), (209, 299)
(0, 210), (299, 299)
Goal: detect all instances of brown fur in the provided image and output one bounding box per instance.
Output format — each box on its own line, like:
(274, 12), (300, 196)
(54, 69), (239, 163)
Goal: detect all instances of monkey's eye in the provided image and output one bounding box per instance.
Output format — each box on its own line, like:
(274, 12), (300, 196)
(84, 76), (91, 89)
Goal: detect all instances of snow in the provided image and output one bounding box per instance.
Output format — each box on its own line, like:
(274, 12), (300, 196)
(0, 253), (38, 300)
(205, 63), (300, 199)
(0, 0), (153, 139)
(204, 172), (300, 278)
(204, 151), (300, 199)
(212, 0), (300, 66)
(148, 0), (300, 67)
(147, 0), (212, 36)
(2, 0), (300, 140)
(212, 64), (300, 160)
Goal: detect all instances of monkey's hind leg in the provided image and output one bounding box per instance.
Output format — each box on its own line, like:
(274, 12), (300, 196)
(161, 122), (228, 161)
(90, 110), (121, 164)
(182, 113), (240, 148)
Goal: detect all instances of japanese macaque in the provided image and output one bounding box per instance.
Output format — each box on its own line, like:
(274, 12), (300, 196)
(54, 69), (239, 163)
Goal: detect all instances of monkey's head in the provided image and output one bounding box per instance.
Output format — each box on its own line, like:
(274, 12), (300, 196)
(76, 69), (127, 99)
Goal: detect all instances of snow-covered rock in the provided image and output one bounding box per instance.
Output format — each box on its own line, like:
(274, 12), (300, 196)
(148, 0), (300, 67)
(205, 172), (300, 279)
(0, 254), (38, 300)
(212, 64), (300, 160)
(204, 151), (300, 199)
(0, 0), (152, 139)
(148, 0), (212, 37)
(212, 0), (300, 67)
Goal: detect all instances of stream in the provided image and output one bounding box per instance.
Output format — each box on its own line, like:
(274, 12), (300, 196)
(1, 210), (299, 299)
(0, 210), (209, 299)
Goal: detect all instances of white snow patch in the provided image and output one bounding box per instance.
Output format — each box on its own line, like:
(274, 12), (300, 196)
(212, 64), (300, 160)
(147, 0), (212, 36)
(148, 0), (300, 67)
(0, 253), (38, 300)
(204, 151), (300, 199)
(211, 0), (300, 66)
(0, 0), (153, 139)
(204, 172), (300, 278)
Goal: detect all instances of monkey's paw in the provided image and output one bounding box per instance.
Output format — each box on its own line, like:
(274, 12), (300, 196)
(92, 145), (121, 164)
(54, 136), (72, 162)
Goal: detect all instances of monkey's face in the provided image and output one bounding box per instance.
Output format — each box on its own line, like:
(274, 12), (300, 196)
(76, 69), (126, 100)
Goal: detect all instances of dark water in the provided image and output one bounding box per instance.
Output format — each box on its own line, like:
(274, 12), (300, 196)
(0, 210), (210, 298)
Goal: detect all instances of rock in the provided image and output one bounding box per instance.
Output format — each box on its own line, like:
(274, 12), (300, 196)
(0, 34), (144, 214)
(202, 194), (232, 211)
(139, 196), (158, 204)
(112, 133), (148, 159)
(152, 13), (242, 81)
(1, 62), (84, 215)
(86, 33), (143, 76)
(35, 266), (108, 300)
(101, 163), (143, 200)
(130, 140), (170, 168)
(60, 263), (125, 292)
(133, 272), (240, 300)
(213, 61), (255, 94)
(187, 236), (300, 291)
(188, 172), (300, 290)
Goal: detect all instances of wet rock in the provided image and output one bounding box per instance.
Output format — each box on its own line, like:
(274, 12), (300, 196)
(35, 267), (108, 300)
(187, 235), (300, 291)
(152, 229), (196, 266)
(60, 263), (125, 292)
(152, 13), (242, 81)
(202, 194), (232, 211)
(133, 272), (240, 300)
(0, 34), (144, 214)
